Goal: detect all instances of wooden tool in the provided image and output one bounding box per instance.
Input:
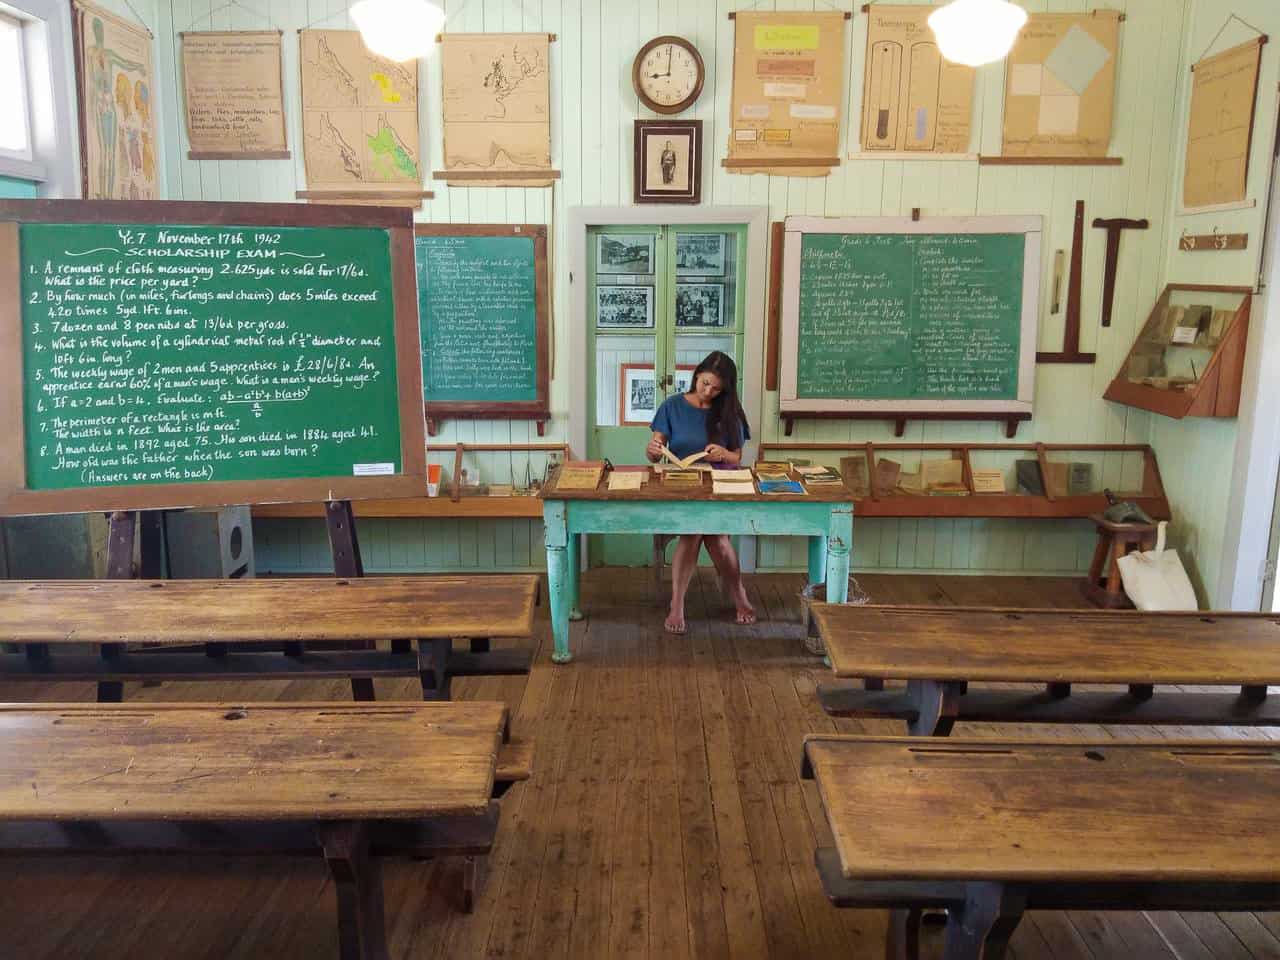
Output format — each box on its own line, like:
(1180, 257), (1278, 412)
(1093, 216), (1149, 327)
(1037, 201), (1096, 364)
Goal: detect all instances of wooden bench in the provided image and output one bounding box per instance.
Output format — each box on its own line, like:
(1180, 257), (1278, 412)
(802, 734), (1280, 960)
(0, 701), (530, 959)
(812, 605), (1280, 735)
(0, 575), (538, 703)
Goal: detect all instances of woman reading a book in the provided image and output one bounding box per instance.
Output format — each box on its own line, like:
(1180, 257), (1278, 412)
(645, 350), (756, 633)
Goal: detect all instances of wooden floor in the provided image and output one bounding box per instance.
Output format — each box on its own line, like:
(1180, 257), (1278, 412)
(3, 569), (1279, 959)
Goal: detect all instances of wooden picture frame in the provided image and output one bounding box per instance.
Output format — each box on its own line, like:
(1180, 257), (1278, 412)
(633, 119), (702, 204)
(0, 199), (427, 516)
(414, 223), (551, 434)
(618, 362), (694, 426)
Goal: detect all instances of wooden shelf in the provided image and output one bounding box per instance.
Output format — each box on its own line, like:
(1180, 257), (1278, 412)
(1103, 284), (1252, 419)
(757, 442), (1171, 520)
(252, 497), (543, 520)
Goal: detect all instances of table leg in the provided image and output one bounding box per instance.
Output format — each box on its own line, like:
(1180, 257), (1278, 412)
(807, 535), (828, 589)
(567, 533), (583, 621)
(543, 501), (573, 664)
(824, 505), (854, 604)
(942, 882), (1025, 960)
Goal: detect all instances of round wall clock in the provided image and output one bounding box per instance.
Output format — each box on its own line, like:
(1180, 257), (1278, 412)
(632, 35), (705, 115)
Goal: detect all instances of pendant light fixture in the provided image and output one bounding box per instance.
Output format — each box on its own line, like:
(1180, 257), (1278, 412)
(350, 0), (445, 63)
(927, 0), (1028, 67)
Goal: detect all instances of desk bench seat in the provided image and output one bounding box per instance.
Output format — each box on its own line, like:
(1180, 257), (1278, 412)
(0, 576), (538, 703)
(802, 735), (1280, 960)
(0, 701), (526, 959)
(813, 605), (1280, 734)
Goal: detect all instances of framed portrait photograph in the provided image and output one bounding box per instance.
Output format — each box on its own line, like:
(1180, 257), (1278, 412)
(596, 233), (655, 274)
(633, 119), (702, 204)
(676, 233), (726, 275)
(619, 363), (696, 426)
(596, 284), (655, 329)
(675, 282), (726, 328)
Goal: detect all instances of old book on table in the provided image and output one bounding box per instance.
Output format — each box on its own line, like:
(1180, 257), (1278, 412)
(796, 465), (842, 485)
(662, 469), (703, 486)
(1068, 462), (1094, 495)
(874, 458), (901, 495)
(607, 471), (645, 492)
(713, 468), (754, 481)
(840, 456), (870, 496)
(1015, 460), (1045, 495)
(758, 479), (805, 495)
(556, 461), (606, 491)
(713, 479), (756, 496)
(972, 469), (1006, 494)
(921, 458), (963, 491)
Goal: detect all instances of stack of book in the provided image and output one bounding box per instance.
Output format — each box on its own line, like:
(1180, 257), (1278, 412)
(754, 461), (793, 482)
(662, 469), (703, 487)
(795, 465), (842, 488)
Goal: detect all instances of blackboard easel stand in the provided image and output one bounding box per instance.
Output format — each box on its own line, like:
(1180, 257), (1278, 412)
(100, 510), (166, 702)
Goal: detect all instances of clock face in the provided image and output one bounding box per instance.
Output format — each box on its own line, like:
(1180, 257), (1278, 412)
(634, 38), (703, 113)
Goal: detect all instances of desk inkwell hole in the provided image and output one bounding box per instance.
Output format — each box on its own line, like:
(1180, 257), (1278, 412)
(1005, 613), (1022, 621)
(1084, 750), (1105, 762)
(223, 709), (248, 721)
(1200, 617), (1216, 624)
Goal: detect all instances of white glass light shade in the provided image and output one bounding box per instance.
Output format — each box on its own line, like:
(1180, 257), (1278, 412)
(927, 0), (1028, 67)
(350, 0), (445, 62)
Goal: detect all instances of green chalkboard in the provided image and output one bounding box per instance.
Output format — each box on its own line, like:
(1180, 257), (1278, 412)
(414, 225), (550, 426)
(0, 201), (427, 515)
(788, 230), (1033, 407)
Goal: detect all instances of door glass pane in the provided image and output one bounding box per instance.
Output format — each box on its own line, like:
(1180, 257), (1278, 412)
(591, 231), (658, 429)
(672, 230), (741, 402)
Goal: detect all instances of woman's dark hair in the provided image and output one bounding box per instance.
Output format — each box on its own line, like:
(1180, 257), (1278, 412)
(691, 350), (749, 450)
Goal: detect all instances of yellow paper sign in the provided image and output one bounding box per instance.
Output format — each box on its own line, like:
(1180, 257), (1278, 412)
(755, 25), (819, 51)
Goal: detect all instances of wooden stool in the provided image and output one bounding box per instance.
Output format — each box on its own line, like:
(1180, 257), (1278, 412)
(1083, 513), (1157, 608)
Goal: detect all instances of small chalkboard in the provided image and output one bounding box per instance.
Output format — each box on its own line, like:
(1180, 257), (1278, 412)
(779, 215), (1041, 429)
(0, 200), (427, 516)
(414, 224), (550, 433)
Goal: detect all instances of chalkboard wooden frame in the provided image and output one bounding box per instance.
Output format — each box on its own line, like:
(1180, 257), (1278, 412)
(414, 223), (551, 435)
(0, 199), (427, 516)
(778, 215), (1042, 433)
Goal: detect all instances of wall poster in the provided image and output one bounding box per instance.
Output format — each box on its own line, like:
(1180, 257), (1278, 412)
(437, 33), (558, 186)
(1001, 11), (1122, 158)
(725, 11), (847, 176)
(180, 31), (288, 160)
(73, 0), (159, 199)
(859, 5), (975, 155)
(298, 29), (424, 202)
(1183, 38), (1264, 210)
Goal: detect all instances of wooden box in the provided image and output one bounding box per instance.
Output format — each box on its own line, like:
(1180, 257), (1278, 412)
(1103, 284), (1252, 419)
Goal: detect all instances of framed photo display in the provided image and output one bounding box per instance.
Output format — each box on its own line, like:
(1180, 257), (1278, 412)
(633, 119), (703, 204)
(676, 233), (725, 274)
(596, 285), (655, 329)
(596, 233), (655, 274)
(676, 282), (726, 328)
(619, 363), (695, 426)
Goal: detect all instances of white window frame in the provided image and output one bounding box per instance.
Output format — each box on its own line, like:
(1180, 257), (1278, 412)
(0, 0), (80, 195)
(0, 11), (35, 165)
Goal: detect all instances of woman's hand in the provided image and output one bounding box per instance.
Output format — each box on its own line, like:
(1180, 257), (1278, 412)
(704, 443), (730, 463)
(646, 433), (666, 463)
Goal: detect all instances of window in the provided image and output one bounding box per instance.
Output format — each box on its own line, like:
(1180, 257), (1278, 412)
(0, 13), (33, 162)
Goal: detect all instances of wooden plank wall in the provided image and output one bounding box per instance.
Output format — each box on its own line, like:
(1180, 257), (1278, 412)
(96, 0), (1207, 576)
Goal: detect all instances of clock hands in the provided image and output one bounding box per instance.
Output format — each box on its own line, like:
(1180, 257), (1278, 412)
(649, 46), (674, 80)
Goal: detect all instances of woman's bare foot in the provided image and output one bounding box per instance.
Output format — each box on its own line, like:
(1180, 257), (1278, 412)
(664, 611), (687, 634)
(732, 587), (756, 625)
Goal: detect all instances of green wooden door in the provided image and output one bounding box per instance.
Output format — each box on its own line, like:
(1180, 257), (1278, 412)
(587, 224), (748, 566)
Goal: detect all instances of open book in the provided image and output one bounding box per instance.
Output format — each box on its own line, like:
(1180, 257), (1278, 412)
(659, 445), (709, 470)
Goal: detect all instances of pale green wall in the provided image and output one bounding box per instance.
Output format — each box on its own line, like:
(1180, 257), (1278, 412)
(0, 175), (38, 198)
(1149, 0), (1280, 606)
(87, 0), (1273, 579)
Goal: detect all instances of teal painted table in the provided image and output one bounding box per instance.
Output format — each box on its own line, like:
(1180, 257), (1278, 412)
(541, 472), (854, 663)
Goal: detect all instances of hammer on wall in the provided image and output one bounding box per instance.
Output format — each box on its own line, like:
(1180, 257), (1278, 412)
(1092, 217), (1149, 327)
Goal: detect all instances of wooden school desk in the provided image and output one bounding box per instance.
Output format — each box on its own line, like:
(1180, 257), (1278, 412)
(540, 470), (854, 663)
(0, 575), (537, 702)
(812, 606), (1280, 734)
(0, 701), (520, 960)
(802, 735), (1280, 960)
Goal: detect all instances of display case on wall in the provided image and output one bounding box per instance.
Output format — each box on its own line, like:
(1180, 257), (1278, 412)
(1103, 283), (1253, 419)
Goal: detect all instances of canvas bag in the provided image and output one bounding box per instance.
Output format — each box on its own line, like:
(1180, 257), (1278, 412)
(1115, 521), (1198, 611)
